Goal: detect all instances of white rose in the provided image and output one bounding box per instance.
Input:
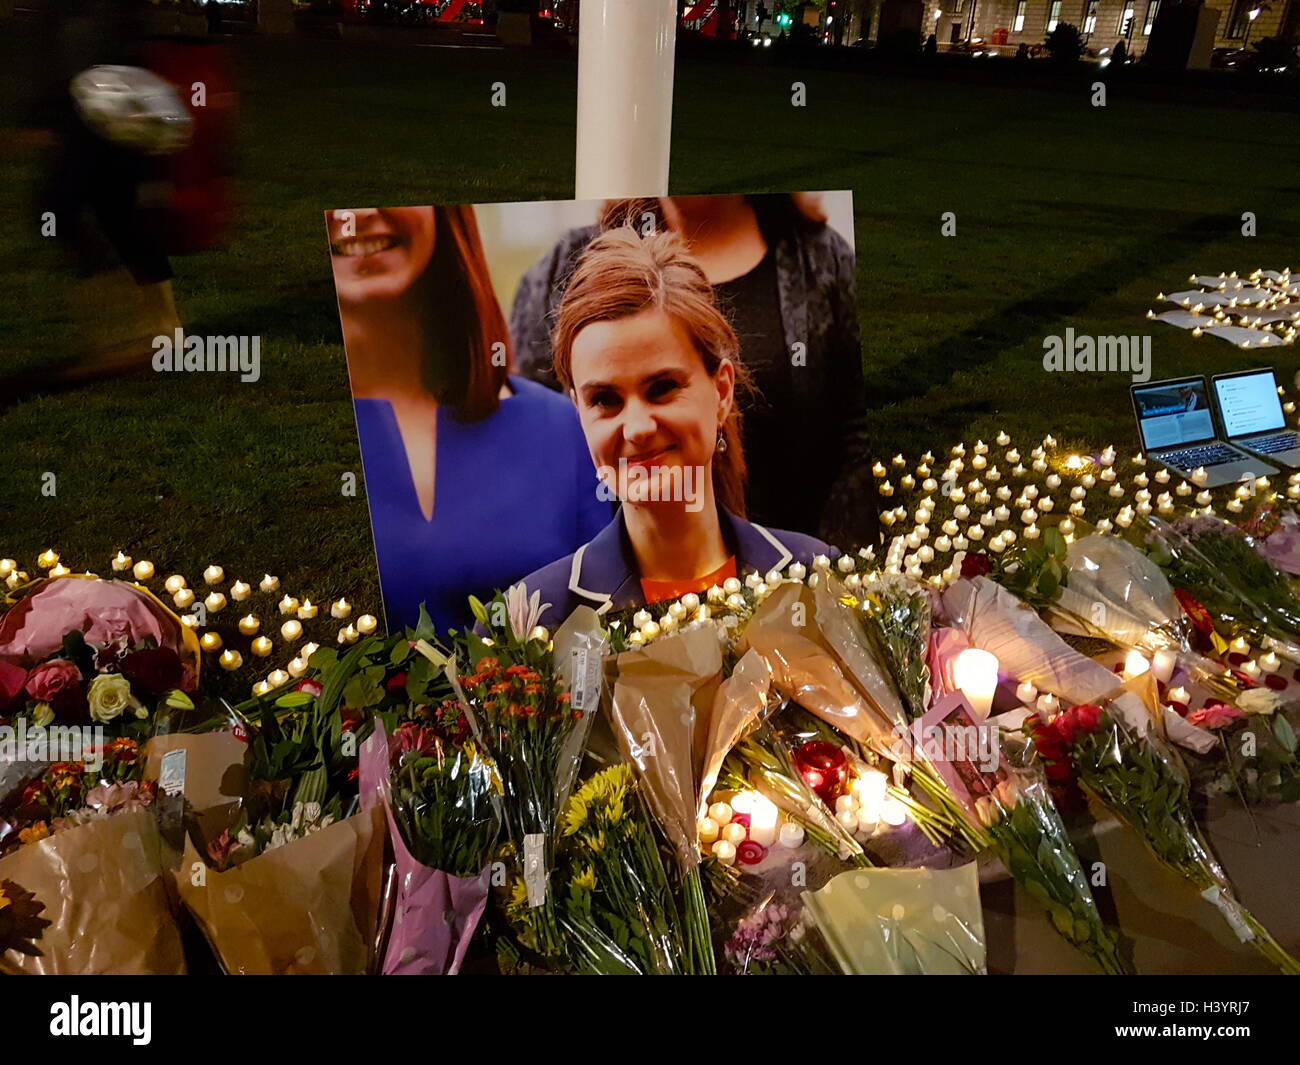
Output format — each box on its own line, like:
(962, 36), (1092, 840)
(87, 673), (145, 724)
(1238, 689), (1282, 716)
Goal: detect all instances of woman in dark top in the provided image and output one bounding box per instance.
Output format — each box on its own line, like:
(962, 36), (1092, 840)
(513, 227), (832, 632)
(509, 194), (880, 552)
(328, 205), (609, 632)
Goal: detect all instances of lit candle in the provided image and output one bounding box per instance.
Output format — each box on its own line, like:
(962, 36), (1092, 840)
(203, 565), (224, 585)
(697, 817), (720, 845)
(953, 648), (1000, 719)
(1229, 636), (1250, 654)
(721, 821), (747, 846)
(259, 574), (280, 594)
(251, 636), (273, 657)
(1015, 680), (1038, 704)
(238, 614), (260, 636)
(880, 797), (908, 826)
(1260, 651), (1280, 672)
(1037, 693), (1060, 714)
(1168, 685), (1191, 706)
(1242, 659), (1262, 680)
(204, 591), (227, 613)
(219, 649), (243, 671)
(278, 595), (299, 616)
(338, 624), (358, 645)
(330, 597), (351, 619)
(778, 821), (805, 849)
(357, 614), (378, 636)
(200, 632), (222, 653)
(1123, 650), (1151, 679)
(173, 588), (195, 609)
(164, 574), (187, 595)
(854, 770), (888, 824)
(297, 599), (318, 620)
(230, 580), (251, 601)
(711, 839), (736, 866)
(132, 560), (154, 581)
(1152, 648), (1177, 683)
(110, 551), (130, 572)
(280, 619), (303, 641)
(267, 668), (290, 688)
(287, 657), (307, 678)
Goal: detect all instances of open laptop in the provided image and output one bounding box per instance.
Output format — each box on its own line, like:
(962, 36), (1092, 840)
(1211, 367), (1300, 470)
(1130, 376), (1278, 488)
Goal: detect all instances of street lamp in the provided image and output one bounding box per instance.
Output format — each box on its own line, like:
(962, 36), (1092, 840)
(1243, 5), (1262, 51)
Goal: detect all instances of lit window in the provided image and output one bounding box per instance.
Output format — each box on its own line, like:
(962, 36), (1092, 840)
(1047, 0), (1062, 31)
(1014, 0), (1027, 30)
(1117, 1), (1135, 33)
(1083, 0), (1098, 34)
(1143, 0), (1159, 33)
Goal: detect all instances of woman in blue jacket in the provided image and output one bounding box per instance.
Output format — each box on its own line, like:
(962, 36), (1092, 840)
(514, 226), (832, 631)
(328, 205), (609, 632)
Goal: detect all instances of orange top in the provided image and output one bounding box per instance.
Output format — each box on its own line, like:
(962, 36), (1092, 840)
(639, 556), (739, 606)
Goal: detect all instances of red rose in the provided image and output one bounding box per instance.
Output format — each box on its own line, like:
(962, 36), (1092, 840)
(385, 672), (408, 696)
(1054, 713), (1079, 746)
(1073, 703), (1103, 733)
(120, 647), (183, 695)
(294, 679), (323, 698)
(960, 553), (991, 579)
(1045, 762), (1073, 782)
(26, 659), (82, 702)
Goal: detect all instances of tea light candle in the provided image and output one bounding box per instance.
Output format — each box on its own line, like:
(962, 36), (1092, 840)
(219, 649), (242, 671)
(280, 619), (303, 641)
(200, 632), (223, 653)
(297, 599), (318, 620)
(1037, 693), (1060, 714)
(259, 574), (280, 593)
(1016, 680), (1038, 704)
(267, 668), (290, 688)
(110, 551), (130, 572)
(1260, 651), (1281, 672)
(1168, 685), (1191, 706)
(164, 574), (187, 594)
(1152, 648), (1177, 683)
(1242, 659), (1262, 680)
(287, 657), (307, 678)
(336, 624), (357, 646)
(357, 614), (378, 636)
(953, 648), (1000, 718)
(173, 588), (195, 609)
(278, 595), (299, 616)
(204, 591), (227, 613)
(1123, 650), (1151, 679)
(49, 564), (70, 577)
(331, 598), (351, 619)
(1229, 636), (1250, 654)
(251, 636), (273, 657)
(697, 817), (720, 845)
(778, 822), (805, 849)
(231, 581), (251, 601)
(711, 839), (737, 866)
(238, 614), (260, 636)
(203, 564), (224, 585)
(132, 560), (154, 581)
(721, 821), (747, 846)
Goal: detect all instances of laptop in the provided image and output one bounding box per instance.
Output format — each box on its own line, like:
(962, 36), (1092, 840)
(1211, 367), (1300, 470)
(1130, 376), (1278, 488)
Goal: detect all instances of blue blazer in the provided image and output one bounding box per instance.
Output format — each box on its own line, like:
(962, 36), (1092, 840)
(354, 375), (611, 633)
(516, 506), (834, 630)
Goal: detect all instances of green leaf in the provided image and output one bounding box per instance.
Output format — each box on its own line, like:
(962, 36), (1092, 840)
(1272, 714), (1297, 754)
(413, 603), (436, 642)
(273, 691), (315, 709)
(467, 596), (490, 628)
(164, 689), (195, 711)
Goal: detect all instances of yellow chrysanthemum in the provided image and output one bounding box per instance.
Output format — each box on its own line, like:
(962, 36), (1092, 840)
(571, 865), (597, 892)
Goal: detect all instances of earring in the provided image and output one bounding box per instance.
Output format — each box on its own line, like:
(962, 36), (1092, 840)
(716, 428), (727, 453)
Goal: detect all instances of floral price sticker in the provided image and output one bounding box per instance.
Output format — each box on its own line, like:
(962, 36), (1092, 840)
(159, 748), (187, 797)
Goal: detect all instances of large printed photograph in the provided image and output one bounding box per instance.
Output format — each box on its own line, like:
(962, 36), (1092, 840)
(325, 192), (880, 634)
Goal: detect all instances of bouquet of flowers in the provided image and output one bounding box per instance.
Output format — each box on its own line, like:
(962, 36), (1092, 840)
(1144, 514), (1300, 656)
(1030, 697), (1300, 974)
(176, 640), (385, 974)
(505, 764), (692, 975)
(0, 738), (184, 974)
(451, 587), (601, 961)
(1178, 692), (1300, 807)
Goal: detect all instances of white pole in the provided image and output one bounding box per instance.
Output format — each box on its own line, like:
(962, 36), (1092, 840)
(575, 0), (678, 200)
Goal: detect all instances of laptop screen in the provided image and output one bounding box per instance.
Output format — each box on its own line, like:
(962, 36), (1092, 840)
(1214, 371), (1286, 438)
(1133, 379), (1217, 451)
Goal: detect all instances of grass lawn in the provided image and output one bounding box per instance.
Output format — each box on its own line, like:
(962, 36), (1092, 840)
(1, 29), (1298, 689)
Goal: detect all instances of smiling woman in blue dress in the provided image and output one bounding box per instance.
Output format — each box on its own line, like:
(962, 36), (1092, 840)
(327, 205), (609, 632)
(515, 227), (832, 631)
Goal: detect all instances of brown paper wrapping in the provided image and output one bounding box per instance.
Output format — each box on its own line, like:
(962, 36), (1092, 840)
(0, 809), (185, 974)
(609, 626), (722, 868)
(698, 648), (770, 814)
(144, 730), (248, 812)
(176, 805), (385, 975)
(741, 582), (902, 752)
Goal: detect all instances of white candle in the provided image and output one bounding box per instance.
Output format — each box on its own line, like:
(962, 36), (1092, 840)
(1242, 659), (1262, 679)
(778, 821), (805, 849)
(721, 821), (747, 846)
(880, 797), (908, 827)
(357, 614), (378, 636)
(132, 560), (154, 581)
(219, 649), (243, 671)
(953, 648), (1000, 718)
(259, 574), (280, 593)
(267, 668), (290, 688)
(173, 588), (195, 609)
(1016, 680), (1039, 704)
(297, 599), (318, 620)
(110, 551), (130, 572)
(748, 795), (779, 847)
(164, 574), (187, 594)
(204, 591), (227, 613)
(1123, 650), (1151, 679)
(251, 636), (273, 657)
(1152, 648), (1177, 683)
(231, 580), (251, 601)
(708, 802), (733, 826)
(203, 564), (224, 585)
(330, 598), (351, 619)
(280, 619), (303, 641)
(1037, 693), (1060, 714)
(1168, 686), (1191, 706)
(238, 614), (260, 636)
(697, 817), (720, 845)
(711, 839), (736, 865)
(278, 595), (299, 616)
(1260, 651), (1280, 672)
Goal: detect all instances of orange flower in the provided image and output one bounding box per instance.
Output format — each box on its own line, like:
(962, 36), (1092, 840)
(504, 665), (531, 677)
(19, 822), (51, 845)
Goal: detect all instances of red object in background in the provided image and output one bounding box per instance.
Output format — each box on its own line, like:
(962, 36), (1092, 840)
(792, 741), (848, 805)
(991, 27), (1009, 45)
(139, 37), (237, 255)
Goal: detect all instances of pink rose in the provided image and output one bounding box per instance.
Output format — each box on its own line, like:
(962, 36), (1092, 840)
(25, 659), (82, 702)
(1187, 703), (1245, 731)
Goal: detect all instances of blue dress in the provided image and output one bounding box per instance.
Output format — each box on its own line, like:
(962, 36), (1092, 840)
(353, 375), (611, 633)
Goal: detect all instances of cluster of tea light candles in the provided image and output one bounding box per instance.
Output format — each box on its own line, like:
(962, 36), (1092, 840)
(19, 549), (378, 697)
(871, 421), (1300, 586)
(699, 769), (908, 866)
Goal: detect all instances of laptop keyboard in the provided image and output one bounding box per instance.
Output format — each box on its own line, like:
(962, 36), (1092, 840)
(1162, 443), (1239, 467)
(1247, 432), (1299, 455)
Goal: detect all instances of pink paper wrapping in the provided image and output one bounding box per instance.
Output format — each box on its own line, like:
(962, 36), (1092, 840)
(1258, 512), (1300, 575)
(359, 723), (489, 976)
(926, 627), (974, 703)
(0, 575), (199, 676)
